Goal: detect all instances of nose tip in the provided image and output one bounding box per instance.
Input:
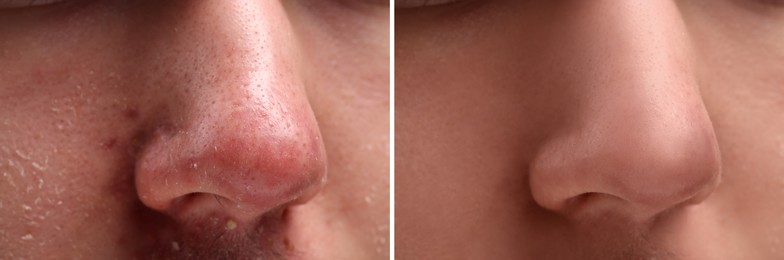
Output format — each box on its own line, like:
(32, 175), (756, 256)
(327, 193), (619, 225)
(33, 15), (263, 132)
(529, 117), (722, 221)
(135, 104), (327, 223)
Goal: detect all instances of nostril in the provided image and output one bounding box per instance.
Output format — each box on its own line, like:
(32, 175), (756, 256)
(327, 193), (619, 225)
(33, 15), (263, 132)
(161, 192), (277, 225)
(562, 192), (628, 217)
(167, 192), (235, 215)
(172, 193), (227, 207)
(565, 192), (603, 209)
(564, 193), (595, 210)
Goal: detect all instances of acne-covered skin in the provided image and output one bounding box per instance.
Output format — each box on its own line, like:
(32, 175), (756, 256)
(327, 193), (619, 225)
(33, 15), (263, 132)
(397, 0), (784, 259)
(0, 1), (389, 259)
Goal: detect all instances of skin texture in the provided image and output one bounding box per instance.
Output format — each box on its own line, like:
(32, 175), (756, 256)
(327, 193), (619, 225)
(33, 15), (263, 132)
(0, 0), (388, 259)
(396, 0), (784, 259)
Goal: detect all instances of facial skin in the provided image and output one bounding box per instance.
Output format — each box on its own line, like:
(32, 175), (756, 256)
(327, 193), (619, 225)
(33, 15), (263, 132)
(397, 0), (784, 259)
(0, 0), (388, 259)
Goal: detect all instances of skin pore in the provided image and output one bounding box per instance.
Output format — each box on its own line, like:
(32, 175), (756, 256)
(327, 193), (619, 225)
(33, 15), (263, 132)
(396, 0), (784, 259)
(0, 0), (388, 259)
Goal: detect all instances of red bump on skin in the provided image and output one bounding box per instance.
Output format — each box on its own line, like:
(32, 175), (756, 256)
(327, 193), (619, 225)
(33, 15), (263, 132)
(124, 107), (139, 119)
(102, 138), (117, 149)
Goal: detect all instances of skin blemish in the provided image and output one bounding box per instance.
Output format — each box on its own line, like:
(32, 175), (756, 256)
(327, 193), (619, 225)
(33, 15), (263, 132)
(31, 162), (46, 171)
(8, 159), (25, 177)
(171, 241), (180, 251)
(14, 150), (31, 160)
(123, 107), (139, 120)
(3, 172), (17, 189)
(128, 131), (149, 157)
(21, 234), (33, 241)
(225, 220), (237, 230)
(102, 138), (117, 149)
(283, 237), (294, 251)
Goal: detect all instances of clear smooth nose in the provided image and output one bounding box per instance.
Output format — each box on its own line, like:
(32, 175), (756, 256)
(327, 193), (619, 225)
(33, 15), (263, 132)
(528, 0), (721, 222)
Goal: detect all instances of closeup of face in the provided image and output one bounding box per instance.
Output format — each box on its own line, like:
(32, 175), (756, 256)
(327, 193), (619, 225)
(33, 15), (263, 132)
(0, 0), (388, 259)
(397, 0), (784, 259)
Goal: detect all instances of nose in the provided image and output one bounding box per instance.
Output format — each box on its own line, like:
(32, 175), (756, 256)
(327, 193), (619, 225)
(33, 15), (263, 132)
(133, 1), (326, 223)
(528, 1), (721, 221)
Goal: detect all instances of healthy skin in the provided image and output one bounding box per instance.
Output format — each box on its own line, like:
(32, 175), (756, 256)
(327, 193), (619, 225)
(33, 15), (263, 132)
(396, 0), (784, 259)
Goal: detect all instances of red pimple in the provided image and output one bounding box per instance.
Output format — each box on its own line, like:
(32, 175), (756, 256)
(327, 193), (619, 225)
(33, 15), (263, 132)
(283, 237), (295, 251)
(124, 107), (139, 119)
(102, 138), (118, 149)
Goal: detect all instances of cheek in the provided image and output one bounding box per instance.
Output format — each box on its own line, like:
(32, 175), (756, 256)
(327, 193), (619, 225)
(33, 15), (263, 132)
(0, 54), (147, 251)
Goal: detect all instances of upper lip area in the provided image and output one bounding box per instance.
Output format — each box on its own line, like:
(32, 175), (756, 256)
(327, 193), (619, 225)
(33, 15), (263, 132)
(131, 200), (300, 260)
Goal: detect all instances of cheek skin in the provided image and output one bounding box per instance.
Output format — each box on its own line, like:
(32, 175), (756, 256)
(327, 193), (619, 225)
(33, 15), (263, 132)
(0, 9), (153, 250)
(397, 5), (548, 257)
(681, 0), (784, 257)
(0, 6), (141, 254)
(0, 70), (145, 258)
(283, 2), (391, 259)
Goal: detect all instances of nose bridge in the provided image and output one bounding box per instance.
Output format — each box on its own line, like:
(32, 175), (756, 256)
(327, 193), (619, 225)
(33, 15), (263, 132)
(177, 0), (298, 94)
(542, 1), (701, 131)
(529, 1), (721, 219)
(562, 0), (693, 90)
(562, 0), (703, 140)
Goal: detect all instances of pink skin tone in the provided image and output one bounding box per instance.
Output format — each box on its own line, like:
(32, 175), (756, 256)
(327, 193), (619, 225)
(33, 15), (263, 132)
(397, 0), (784, 259)
(0, 1), (388, 259)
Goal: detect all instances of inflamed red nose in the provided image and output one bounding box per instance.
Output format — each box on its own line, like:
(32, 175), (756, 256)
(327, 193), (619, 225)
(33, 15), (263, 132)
(134, 96), (327, 223)
(128, 0), (327, 225)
